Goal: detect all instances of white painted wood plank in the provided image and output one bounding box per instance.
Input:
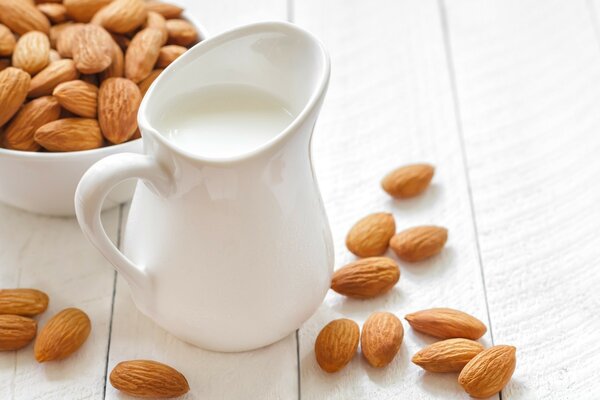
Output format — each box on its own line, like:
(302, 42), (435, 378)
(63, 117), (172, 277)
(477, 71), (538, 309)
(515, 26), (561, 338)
(294, 1), (494, 399)
(444, 0), (600, 398)
(0, 204), (119, 400)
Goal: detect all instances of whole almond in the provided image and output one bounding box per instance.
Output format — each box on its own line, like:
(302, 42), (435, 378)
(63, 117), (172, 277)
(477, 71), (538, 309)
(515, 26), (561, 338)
(405, 308), (487, 340)
(412, 338), (485, 372)
(331, 257), (400, 299)
(0, 0), (50, 35)
(73, 24), (113, 74)
(0, 67), (31, 127)
(459, 345), (517, 398)
(29, 59), (79, 97)
(12, 31), (50, 75)
(145, 1), (183, 19)
(0, 23), (15, 56)
(53, 80), (98, 117)
(56, 23), (84, 58)
(93, 0), (147, 34)
(37, 3), (67, 24)
(0, 314), (37, 351)
(99, 40), (124, 80)
(0, 288), (49, 316)
(3, 96), (61, 151)
(34, 118), (103, 151)
(315, 318), (359, 373)
(145, 11), (168, 44)
(110, 360), (190, 398)
(125, 28), (163, 83)
(34, 307), (91, 362)
(137, 68), (162, 96)
(64, 0), (112, 23)
(156, 44), (186, 68)
(389, 225), (448, 262)
(346, 212), (395, 257)
(165, 19), (198, 47)
(98, 77), (141, 143)
(381, 163), (434, 198)
(361, 312), (403, 368)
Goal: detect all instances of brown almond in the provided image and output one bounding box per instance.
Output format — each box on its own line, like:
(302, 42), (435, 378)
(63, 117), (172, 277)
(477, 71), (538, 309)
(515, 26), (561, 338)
(361, 312), (403, 368)
(381, 163), (434, 198)
(93, 0), (147, 34)
(99, 39), (124, 80)
(98, 77), (141, 143)
(34, 307), (91, 362)
(49, 22), (73, 49)
(3, 96), (61, 151)
(458, 345), (517, 398)
(53, 80), (98, 117)
(34, 118), (103, 151)
(331, 257), (400, 299)
(56, 23), (84, 58)
(0, 288), (49, 316)
(64, 0), (112, 23)
(0, 23), (16, 57)
(0, 314), (37, 351)
(315, 318), (359, 373)
(389, 225), (447, 262)
(145, 11), (168, 44)
(110, 360), (190, 398)
(0, 67), (31, 127)
(145, 1), (183, 19)
(48, 49), (61, 63)
(412, 338), (485, 372)
(37, 3), (67, 24)
(0, 0), (50, 35)
(346, 212), (395, 257)
(29, 59), (79, 97)
(165, 19), (198, 47)
(405, 308), (487, 340)
(12, 31), (50, 75)
(137, 68), (162, 96)
(125, 28), (163, 83)
(73, 24), (113, 74)
(155, 44), (185, 68)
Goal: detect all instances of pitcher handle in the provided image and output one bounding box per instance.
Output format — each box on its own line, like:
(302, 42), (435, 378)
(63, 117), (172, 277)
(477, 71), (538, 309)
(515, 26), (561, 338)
(75, 153), (172, 292)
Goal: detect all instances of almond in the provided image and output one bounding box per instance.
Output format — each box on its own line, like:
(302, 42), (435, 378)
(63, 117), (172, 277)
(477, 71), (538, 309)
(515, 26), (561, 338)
(53, 80), (98, 117)
(0, 23), (15, 56)
(29, 59), (79, 97)
(49, 21), (73, 49)
(12, 31), (50, 75)
(145, 1), (183, 19)
(412, 338), (485, 372)
(99, 39), (124, 80)
(73, 24), (113, 74)
(458, 345), (517, 398)
(361, 312), (403, 368)
(93, 0), (147, 34)
(0, 0), (50, 35)
(155, 44), (185, 68)
(56, 23), (84, 58)
(331, 257), (399, 299)
(110, 360), (190, 398)
(0, 67), (31, 127)
(49, 49), (61, 62)
(165, 19), (198, 47)
(315, 318), (359, 373)
(0, 288), (49, 316)
(381, 163), (434, 198)
(34, 118), (103, 151)
(98, 77), (141, 143)
(145, 11), (168, 44)
(34, 307), (91, 362)
(37, 3), (67, 24)
(405, 308), (487, 340)
(137, 68), (162, 96)
(346, 212), (395, 257)
(3, 96), (61, 151)
(389, 225), (447, 262)
(0, 314), (37, 351)
(125, 28), (163, 83)
(64, 0), (112, 23)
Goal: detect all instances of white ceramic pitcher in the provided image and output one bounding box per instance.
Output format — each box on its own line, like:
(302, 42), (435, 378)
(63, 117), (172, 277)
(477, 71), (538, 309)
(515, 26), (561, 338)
(75, 22), (333, 352)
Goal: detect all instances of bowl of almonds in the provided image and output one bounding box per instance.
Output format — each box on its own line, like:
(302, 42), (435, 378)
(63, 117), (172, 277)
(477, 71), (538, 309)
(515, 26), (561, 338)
(0, 0), (206, 216)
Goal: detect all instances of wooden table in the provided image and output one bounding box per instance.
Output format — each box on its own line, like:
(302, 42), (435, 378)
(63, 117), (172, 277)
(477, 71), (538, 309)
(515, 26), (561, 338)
(2, 0), (599, 398)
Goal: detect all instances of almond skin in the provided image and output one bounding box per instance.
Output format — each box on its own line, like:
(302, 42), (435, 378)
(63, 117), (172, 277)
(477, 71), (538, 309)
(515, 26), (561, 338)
(0, 289), (49, 316)
(3, 96), (61, 151)
(12, 31), (50, 75)
(389, 225), (448, 262)
(125, 28), (163, 83)
(93, 0), (147, 34)
(34, 118), (104, 151)
(64, 0), (113, 23)
(331, 257), (400, 299)
(156, 44), (186, 68)
(0, 0), (50, 35)
(459, 345), (517, 398)
(145, 1), (183, 19)
(73, 24), (114, 74)
(0, 23), (16, 57)
(53, 80), (98, 118)
(405, 308), (487, 340)
(137, 68), (162, 96)
(381, 163), (434, 198)
(412, 338), (485, 372)
(361, 312), (403, 368)
(315, 318), (359, 373)
(29, 59), (79, 97)
(37, 3), (68, 24)
(98, 77), (141, 143)
(145, 11), (168, 44)
(165, 19), (198, 47)
(49, 49), (62, 63)
(0, 314), (37, 351)
(56, 23), (84, 58)
(110, 360), (190, 398)
(346, 212), (395, 257)
(99, 39), (124, 81)
(0, 67), (31, 127)
(34, 307), (91, 362)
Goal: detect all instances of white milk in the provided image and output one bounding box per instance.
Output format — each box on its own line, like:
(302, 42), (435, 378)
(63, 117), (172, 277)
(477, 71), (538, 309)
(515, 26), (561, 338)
(155, 84), (294, 158)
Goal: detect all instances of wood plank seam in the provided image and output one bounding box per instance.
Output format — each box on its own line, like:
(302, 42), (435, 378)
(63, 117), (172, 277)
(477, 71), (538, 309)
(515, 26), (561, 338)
(586, 0), (600, 54)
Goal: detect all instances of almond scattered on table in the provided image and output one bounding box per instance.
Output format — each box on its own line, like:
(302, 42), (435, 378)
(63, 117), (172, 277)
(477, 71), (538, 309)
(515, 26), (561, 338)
(315, 318), (360, 373)
(458, 345), (517, 398)
(110, 359), (190, 398)
(331, 257), (400, 299)
(0, 314), (37, 351)
(34, 307), (91, 362)
(346, 212), (395, 257)
(412, 338), (484, 372)
(381, 163), (434, 198)
(405, 308), (487, 340)
(389, 225), (448, 262)
(361, 312), (403, 368)
(0, 288), (49, 317)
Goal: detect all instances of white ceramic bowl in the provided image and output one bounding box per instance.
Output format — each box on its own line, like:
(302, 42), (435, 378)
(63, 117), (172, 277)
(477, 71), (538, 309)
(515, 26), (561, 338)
(0, 13), (207, 216)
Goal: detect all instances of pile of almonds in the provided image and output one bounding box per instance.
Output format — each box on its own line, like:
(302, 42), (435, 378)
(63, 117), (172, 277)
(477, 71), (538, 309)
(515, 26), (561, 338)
(314, 163), (517, 398)
(0, 0), (200, 152)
